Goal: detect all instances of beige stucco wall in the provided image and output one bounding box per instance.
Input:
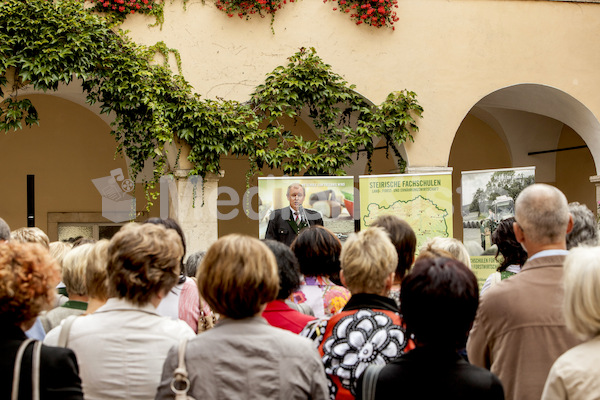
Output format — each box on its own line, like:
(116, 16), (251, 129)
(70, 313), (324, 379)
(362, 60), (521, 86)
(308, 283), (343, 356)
(120, 0), (600, 171)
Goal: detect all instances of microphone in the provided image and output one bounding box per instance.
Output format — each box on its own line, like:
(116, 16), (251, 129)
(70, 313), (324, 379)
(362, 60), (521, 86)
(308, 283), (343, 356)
(298, 206), (308, 224)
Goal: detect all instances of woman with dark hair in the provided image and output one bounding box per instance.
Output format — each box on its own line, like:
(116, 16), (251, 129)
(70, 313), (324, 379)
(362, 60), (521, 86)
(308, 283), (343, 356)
(481, 217), (528, 295)
(262, 240), (316, 333)
(289, 225), (350, 318)
(371, 215), (416, 306)
(0, 242), (83, 400)
(356, 257), (504, 400)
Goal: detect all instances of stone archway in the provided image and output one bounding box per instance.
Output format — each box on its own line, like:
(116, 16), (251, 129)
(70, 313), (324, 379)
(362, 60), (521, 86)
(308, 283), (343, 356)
(449, 83), (598, 240)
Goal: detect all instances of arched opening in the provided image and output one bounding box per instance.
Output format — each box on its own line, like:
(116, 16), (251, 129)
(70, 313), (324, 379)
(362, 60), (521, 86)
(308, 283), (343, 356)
(0, 93), (155, 239)
(449, 84), (597, 241)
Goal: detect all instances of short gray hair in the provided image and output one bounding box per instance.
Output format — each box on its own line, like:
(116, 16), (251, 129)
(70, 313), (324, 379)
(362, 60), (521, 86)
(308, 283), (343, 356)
(184, 251), (206, 278)
(514, 184), (569, 245)
(0, 218), (10, 241)
(566, 202), (598, 249)
(286, 183), (305, 197)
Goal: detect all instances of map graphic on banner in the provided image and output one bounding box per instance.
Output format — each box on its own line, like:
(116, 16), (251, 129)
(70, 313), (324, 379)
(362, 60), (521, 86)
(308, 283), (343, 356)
(359, 173), (453, 248)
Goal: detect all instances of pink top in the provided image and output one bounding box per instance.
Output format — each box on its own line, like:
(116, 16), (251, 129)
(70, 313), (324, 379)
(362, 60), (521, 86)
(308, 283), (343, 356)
(289, 275), (351, 319)
(179, 278), (212, 333)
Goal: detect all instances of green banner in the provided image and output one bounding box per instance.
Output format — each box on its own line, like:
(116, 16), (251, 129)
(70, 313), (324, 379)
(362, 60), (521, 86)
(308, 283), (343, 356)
(470, 255), (500, 291)
(359, 173), (453, 249)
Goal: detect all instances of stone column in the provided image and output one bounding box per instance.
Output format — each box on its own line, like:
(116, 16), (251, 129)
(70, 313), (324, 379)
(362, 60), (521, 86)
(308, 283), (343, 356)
(161, 170), (223, 255)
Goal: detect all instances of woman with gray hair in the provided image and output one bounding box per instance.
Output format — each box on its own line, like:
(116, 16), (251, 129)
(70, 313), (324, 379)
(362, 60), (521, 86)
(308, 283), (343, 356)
(542, 246), (600, 399)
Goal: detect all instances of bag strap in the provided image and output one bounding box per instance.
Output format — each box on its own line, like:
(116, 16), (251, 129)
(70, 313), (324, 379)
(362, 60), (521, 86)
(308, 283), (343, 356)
(12, 338), (35, 400)
(32, 341), (42, 400)
(57, 315), (78, 348)
(361, 364), (384, 400)
(170, 338), (194, 400)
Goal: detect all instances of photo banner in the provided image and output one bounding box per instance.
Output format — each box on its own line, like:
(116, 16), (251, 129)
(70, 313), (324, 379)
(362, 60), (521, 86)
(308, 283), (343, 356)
(461, 166), (535, 291)
(461, 166), (535, 257)
(258, 176), (356, 240)
(359, 173), (453, 249)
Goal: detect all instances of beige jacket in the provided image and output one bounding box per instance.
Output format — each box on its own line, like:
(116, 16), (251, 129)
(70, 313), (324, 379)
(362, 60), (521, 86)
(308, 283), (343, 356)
(542, 335), (600, 400)
(467, 255), (582, 400)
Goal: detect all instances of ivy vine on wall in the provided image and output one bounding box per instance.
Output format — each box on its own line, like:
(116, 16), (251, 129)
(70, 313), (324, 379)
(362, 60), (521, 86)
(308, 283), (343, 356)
(0, 0), (422, 210)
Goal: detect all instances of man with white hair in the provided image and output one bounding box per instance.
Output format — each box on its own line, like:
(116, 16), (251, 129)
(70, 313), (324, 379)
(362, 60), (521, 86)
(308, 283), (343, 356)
(467, 184), (582, 400)
(265, 183), (323, 246)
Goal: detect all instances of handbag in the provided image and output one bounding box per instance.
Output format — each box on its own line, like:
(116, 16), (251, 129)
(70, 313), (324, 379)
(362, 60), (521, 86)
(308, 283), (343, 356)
(12, 338), (42, 400)
(197, 297), (217, 333)
(170, 338), (196, 400)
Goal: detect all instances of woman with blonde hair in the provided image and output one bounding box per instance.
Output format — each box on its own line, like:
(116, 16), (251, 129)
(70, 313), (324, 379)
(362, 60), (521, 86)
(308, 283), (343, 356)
(83, 240), (110, 314)
(419, 237), (472, 268)
(301, 227), (415, 399)
(40, 244), (92, 333)
(542, 247), (600, 399)
(156, 234), (329, 399)
(0, 242), (83, 399)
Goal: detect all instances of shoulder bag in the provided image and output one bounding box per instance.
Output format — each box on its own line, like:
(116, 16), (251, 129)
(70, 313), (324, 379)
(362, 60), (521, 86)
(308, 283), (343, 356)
(170, 338), (196, 400)
(12, 338), (42, 400)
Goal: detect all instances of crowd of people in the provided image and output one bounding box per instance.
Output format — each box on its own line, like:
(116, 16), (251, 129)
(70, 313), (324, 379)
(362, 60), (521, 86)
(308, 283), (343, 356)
(1, 182), (600, 400)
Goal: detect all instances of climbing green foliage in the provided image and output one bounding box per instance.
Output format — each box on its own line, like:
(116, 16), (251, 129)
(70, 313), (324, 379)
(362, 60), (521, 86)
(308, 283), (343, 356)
(0, 0), (422, 210)
(0, 0), (187, 183)
(247, 47), (422, 176)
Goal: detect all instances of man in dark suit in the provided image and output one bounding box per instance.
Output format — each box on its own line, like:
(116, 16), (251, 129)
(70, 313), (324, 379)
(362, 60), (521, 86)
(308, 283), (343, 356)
(265, 183), (323, 246)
